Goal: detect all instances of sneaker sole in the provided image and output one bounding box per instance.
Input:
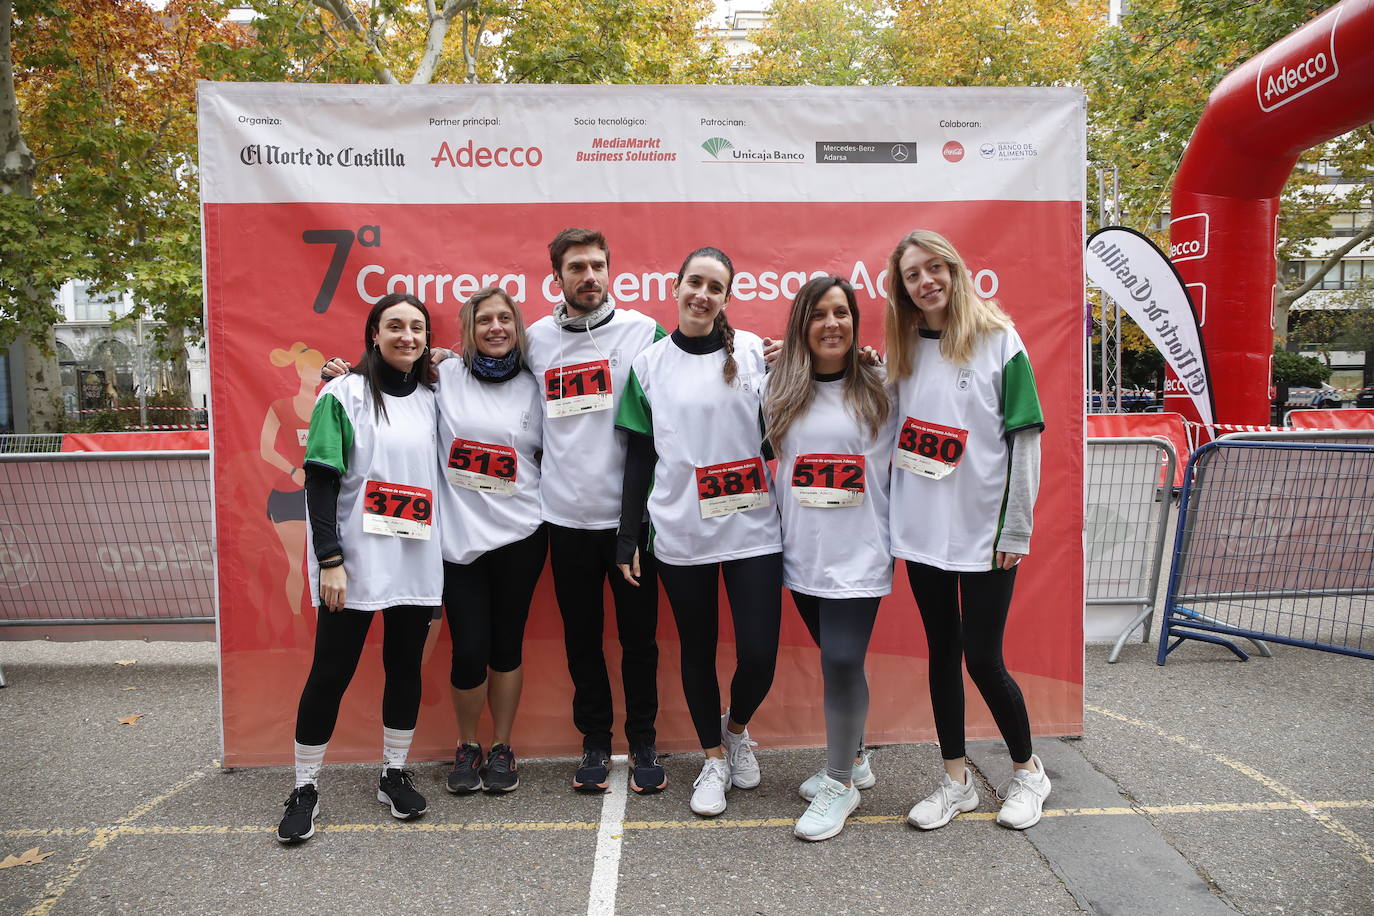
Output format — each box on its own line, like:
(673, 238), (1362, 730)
(690, 799), (727, 817)
(907, 796), (979, 830)
(276, 802), (320, 844)
(630, 775), (667, 794)
(794, 794), (861, 842)
(731, 771), (761, 790)
(799, 770), (877, 801)
(572, 779), (609, 793)
(377, 791), (428, 820)
(482, 779), (520, 794)
(996, 807), (1043, 829)
(445, 779), (484, 795)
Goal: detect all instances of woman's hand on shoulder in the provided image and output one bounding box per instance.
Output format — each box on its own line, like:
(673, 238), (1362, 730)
(321, 357), (350, 380)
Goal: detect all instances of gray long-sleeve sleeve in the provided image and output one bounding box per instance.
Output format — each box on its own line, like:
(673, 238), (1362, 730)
(996, 427), (1041, 556)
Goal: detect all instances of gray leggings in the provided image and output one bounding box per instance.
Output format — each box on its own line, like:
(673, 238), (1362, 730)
(791, 591), (881, 783)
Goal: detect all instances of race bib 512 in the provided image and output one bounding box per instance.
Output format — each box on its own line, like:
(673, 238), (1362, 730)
(362, 480), (434, 539)
(446, 438), (518, 496)
(696, 457), (770, 519)
(791, 453), (865, 508)
(544, 360), (613, 418)
(896, 417), (968, 480)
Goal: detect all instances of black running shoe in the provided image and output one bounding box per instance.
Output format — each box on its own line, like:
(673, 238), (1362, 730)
(572, 748), (611, 793)
(446, 743), (484, 794)
(629, 744), (667, 794)
(378, 768), (428, 820)
(277, 784), (319, 844)
(482, 744), (520, 793)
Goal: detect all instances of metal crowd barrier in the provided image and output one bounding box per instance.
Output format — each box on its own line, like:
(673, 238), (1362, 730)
(1086, 437), (1177, 662)
(1158, 440), (1374, 663)
(0, 434), (64, 454)
(0, 450), (215, 685)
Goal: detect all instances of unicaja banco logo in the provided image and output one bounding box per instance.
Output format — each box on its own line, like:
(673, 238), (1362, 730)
(701, 137), (734, 159)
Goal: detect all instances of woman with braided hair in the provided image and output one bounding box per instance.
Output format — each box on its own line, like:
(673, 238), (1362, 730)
(615, 247), (783, 818)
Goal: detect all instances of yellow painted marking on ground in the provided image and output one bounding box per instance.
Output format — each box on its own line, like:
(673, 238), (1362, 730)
(10, 800), (1373, 841)
(1087, 703), (1374, 865)
(24, 769), (209, 916)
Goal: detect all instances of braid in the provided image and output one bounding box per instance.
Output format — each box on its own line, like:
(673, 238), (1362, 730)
(715, 310), (738, 386)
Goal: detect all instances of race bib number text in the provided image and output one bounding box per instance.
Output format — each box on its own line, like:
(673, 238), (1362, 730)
(896, 418), (968, 480)
(791, 453), (865, 508)
(362, 480), (434, 539)
(446, 438), (518, 496)
(544, 360), (613, 418)
(696, 457), (770, 518)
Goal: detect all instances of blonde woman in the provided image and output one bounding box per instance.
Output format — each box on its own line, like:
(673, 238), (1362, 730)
(884, 230), (1050, 830)
(765, 276), (896, 841)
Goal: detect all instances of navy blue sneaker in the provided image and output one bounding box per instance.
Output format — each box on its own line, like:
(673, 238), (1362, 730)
(482, 744), (520, 793)
(446, 742), (483, 794)
(573, 748), (611, 793)
(629, 744), (667, 794)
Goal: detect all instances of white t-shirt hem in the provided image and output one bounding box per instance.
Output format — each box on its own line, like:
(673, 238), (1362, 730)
(891, 547), (995, 573)
(540, 511), (618, 531)
(310, 596), (443, 611)
(655, 543), (782, 567)
(784, 579), (892, 599)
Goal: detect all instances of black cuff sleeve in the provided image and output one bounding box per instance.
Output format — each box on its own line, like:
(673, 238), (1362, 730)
(616, 434), (656, 566)
(304, 462), (343, 562)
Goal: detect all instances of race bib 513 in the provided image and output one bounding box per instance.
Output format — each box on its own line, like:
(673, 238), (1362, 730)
(696, 457), (770, 519)
(896, 418), (968, 480)
(446, 438), (518, 496)
(362, 479), (434, 539)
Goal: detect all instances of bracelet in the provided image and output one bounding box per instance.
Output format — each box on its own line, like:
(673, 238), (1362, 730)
(318, 556), (344, 569)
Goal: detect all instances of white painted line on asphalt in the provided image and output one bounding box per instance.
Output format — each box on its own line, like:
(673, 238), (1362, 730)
(586, 755), (628, 916)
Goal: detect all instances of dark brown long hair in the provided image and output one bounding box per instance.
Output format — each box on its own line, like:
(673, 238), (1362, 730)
(351, 292), (434, 422)
(677, 246), (738, 386)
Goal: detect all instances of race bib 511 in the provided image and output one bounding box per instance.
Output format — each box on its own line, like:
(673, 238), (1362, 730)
(791, 453), (865, 508)
(544, 360), (613, 418)
(362, 480), (434, 539)
(696, 457), (770, 519)
(446, 438), (518, 496)
(896, 418), (968, 480)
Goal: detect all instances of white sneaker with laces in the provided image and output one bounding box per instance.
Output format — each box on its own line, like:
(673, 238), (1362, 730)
(794, 774), (861, 842)
(690, 757), (732, 817)
(906, 767), (979, 830)
(721, 712), (760, 789)
(996, 755), (1051, 829)
(799, 751), (876, 801)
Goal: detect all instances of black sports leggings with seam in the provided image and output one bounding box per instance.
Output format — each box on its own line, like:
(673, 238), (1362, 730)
(658, 552), (783, 749)
(792, 592), (881, 783)
(443, 525), (549, 690)
(295, 604), (433, 746)
(906, 561), (1033, 763)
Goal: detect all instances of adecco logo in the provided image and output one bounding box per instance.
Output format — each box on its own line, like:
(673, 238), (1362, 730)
(1256, 5), (1343, 112)
(1168, 212), (1209, 263)
(942, 141), (964, 163)
(431, 139), (543, 168)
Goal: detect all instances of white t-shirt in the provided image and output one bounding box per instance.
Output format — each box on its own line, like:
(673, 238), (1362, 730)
(616, 330), (782, 566)
(434, 359), (544, 565)
(525, 307), (665, 530)
(773, 372), (898, 598)
(889, 326), (1044, 572)
(304, 373), (443, 610)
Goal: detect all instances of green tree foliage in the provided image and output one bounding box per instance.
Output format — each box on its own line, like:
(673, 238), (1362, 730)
(1271, 345), (1330, 387)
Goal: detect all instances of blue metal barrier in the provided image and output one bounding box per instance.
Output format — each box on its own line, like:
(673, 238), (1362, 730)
(1158, 441), (1374, 664)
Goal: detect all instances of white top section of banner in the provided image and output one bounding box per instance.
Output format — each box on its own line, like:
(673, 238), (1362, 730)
(197, 83), (1084, 205)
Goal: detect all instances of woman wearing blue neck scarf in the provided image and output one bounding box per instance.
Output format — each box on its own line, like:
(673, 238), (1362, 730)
(432, 286), (548, 796)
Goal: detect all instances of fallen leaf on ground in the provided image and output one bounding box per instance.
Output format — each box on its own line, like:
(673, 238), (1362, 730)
(118, 714), (144, 725)
(122, 686), (138, 691)
(0, 848), (55, 869)
(115, 659), (137, 666)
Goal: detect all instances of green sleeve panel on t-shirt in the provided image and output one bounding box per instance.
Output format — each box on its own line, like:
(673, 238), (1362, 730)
(652, 323), (668, 342)
(305, 392), (353, 474)
(1002, 350), (1045, 433)
(615, 367), (654, 437)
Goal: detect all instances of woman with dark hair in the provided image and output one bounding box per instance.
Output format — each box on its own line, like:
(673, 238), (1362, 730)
(765, 276), (895, 841)
(277, 292), (442, 844)
(883, 230), (1050, 831)
(435, 287), (547, 796)
(615, 247), (783, 818)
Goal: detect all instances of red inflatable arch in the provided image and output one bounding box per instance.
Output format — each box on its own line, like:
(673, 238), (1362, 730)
(1164, 0), (1374, 426)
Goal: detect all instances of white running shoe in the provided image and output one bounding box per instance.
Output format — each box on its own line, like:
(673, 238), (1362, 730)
(996, 755), (1051, 829)
(799, 751), (876, 801)
(794, 774), (861, 842)
(907, 767), (980, 830)
(721, 712), (761, 789)
(690, 757), (732, 817)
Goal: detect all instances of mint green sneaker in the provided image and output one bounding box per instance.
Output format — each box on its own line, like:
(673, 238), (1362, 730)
(799, 751), (875, 800)
(794, 774), (860, 841)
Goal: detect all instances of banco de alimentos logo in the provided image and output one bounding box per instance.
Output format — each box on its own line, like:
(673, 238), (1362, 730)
(702, 137), (734, 159)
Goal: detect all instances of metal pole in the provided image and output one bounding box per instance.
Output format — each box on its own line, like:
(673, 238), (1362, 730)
(136, 312), (148, 427)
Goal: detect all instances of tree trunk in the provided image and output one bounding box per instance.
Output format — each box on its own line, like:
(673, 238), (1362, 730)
(162, 323), (192, 403)
(22, 326), (63, 431)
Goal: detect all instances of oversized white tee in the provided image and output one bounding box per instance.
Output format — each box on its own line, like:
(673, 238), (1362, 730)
(524, 307), (665, 530)
(434, 359), (544, 565)
(304, 373), (443, 610)
(773, 373), (898, 598)
(889, 326), (1044, 572)
(616, 331), (782, 566)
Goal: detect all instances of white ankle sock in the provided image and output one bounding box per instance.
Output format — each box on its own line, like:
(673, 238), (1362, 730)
(294, 741), (327, 788)
(382, 726), (415, 774)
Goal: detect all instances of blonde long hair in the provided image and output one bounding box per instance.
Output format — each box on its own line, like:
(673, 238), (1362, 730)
(884, 230), (1011, 379)
(765, 277), (889, 452)
(459, 287), (529, 367)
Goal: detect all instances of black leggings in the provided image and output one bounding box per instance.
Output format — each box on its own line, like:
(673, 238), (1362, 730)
(658, 553), (783, 749)
(906, 561), (1032, 763)
(294, 604), (433, 746)
(792, 592), (881, 783)
(443, 526), (549, 690)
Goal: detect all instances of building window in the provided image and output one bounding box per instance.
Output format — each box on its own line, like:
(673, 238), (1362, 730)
(71, 282), (127, 322)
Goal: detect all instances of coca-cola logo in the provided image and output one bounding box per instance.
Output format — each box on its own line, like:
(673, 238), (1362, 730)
(1255, 5), (1342, 112)
(941, 141), (964, 162)
(1168, 212), (1208, 263)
